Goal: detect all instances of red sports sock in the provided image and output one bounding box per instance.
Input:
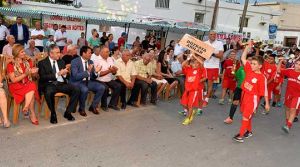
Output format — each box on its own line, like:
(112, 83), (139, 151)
(286, 119), (288, 125)
(287, 121), (293, 128)
(247, 119), (252, 132)
(239, 119), (249, 137)
(296, 110), (300, 116)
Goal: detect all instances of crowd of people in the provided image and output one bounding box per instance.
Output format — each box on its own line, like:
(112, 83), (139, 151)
(0, 16), (300, 145)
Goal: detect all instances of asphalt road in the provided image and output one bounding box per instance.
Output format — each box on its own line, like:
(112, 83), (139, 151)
(0, 92), (299, 167)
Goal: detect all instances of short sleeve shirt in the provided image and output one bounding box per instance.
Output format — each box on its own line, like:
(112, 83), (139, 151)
(262, 62), (277, 82)
(281, 68), (300, 97)
(115, 59), (137, 83)
(241, 62), (267, 97)
(183, 66), (202, 91)
(134, 59), (152, 78)
(204, 40), (224, 69)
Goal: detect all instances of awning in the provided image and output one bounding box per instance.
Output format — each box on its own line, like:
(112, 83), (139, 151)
(0, 7), (210, 33)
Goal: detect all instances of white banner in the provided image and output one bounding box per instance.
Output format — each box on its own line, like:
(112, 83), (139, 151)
(43, 15), (86, 44)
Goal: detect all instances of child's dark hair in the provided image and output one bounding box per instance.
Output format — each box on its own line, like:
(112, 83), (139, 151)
(252, 56), (264, 65)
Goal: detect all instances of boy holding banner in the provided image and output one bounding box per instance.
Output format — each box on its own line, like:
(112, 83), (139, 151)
(180, 54), (206, 125)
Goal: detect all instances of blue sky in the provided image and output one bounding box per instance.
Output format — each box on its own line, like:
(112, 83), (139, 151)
(248, 0), (300, 3)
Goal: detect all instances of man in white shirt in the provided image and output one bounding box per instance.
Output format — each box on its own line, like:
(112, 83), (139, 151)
(54, 25), (67, 52)
(31, 21), (45, 52)
(203, 30), (224, 107)
(2, 35), (15, 56)
(0, 18), (9, 54)
(115, 49), (137, 109)
(92, 47), (121, 111)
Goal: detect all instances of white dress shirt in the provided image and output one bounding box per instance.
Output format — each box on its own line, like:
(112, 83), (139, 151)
(80, 57), (90, 80)
(31, 29), (45, 47)
(17, 24), (24, 41)
(0, 25), (9, 40)
(92, 55), (114, 82)
(54, 30), (67, 46)
(49, 57), (64, 82)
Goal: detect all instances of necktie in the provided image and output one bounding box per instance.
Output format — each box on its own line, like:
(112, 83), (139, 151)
(52, 61), (56, 74)
(85, 61), (89, 85)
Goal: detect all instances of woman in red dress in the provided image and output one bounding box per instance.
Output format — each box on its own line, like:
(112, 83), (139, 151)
(7, 44), (39, 125)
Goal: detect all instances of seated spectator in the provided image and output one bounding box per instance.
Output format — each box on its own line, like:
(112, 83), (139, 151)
(115, 49), (137, 109)
(88, 31), (101, 48)
(157, 50), (178, 96)
(92, 47), (121, 111)
(105, 34), (115, 52)
(148, 49), (167, 99)
(25, 39), (40, 57)
(62, 39), (73, 55)
(45, 35), (55, 52)
(132, 36), (141, 48)
(2, 35), (15, 56)
(62, 44), (79, 66)
(117, 32), (127, 49)
(111, 46), (121, 63)
(70, 46), (105, 116)
(38, 45), (80, 124)
(0, 73), (10, 128)
(77, 32), (88, 49)
(7, 44), (39, 125)
(171, 54), (185, 94)
(127, 53), (157, 105)
(148, 37), (156, 50)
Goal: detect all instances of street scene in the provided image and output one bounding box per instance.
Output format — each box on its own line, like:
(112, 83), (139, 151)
(0, 0), (300, 166)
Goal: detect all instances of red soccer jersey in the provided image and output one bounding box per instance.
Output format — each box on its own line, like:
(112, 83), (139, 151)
(241, 62), (267, 97)
(262, 61), (277, 82)
(183, 66), (202, 91)
(223, 59), (239, 79)
(281, 68), (300, 97)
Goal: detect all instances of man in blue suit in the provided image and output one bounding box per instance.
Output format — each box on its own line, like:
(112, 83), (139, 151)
(70, 46), (105, 116)
(10, 16), (29, 45)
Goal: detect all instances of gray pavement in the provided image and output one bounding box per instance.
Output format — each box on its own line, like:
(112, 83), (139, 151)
(0, 93), (300, 167)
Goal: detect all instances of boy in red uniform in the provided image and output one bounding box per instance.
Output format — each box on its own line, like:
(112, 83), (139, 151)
(233, 43), (270, 143)
(180, 54), (205, 125)
(277, 58), (300, 133)
(270, 58), (286, 107)
(261, 53), (277, 114)
(219, 51), (239, 105)
(197, 57), (207, 115)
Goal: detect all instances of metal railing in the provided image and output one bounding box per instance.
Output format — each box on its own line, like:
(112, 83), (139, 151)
(23, 0), (82, 8)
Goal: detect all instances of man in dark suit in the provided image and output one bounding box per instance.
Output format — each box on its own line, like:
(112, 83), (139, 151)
(70, 46), (105, 117)
(38, 44), (80, 124)
(223, 38), (233, 52)
(10, 16), (29, 45)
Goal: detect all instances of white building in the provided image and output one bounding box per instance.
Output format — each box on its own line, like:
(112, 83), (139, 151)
(10, 0), (281, 46)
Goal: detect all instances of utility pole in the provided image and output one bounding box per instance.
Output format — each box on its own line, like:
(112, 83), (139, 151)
(239, 0), (249, 33)
(211, 0), (219, 30)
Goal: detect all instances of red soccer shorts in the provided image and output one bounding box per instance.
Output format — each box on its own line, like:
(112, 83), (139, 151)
(206, 68), (219, 81)
(240, 92), (259, 119)
(181, 90), (199, 108)
(267, 82), (281, 98)
(222, 78), (236, 91)
(285, 95), (300, 109)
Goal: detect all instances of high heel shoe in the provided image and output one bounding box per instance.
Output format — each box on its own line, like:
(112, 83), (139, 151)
(29, 116), (39, 125)
(22, 107), (30, 119)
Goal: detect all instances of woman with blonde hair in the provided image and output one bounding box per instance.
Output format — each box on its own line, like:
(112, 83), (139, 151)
(7, 44), (39, 125)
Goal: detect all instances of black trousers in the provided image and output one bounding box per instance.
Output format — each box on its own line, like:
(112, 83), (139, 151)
(44, 83), (80, 115)
(100, 80), (121, 107)
(116, 79), (128, 104)
(0, 40), (7, 54)
(128, 79), (157, 104)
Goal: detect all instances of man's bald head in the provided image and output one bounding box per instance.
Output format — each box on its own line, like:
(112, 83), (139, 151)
(6, 35), (15, 44)
(142, 53), (151, 65)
